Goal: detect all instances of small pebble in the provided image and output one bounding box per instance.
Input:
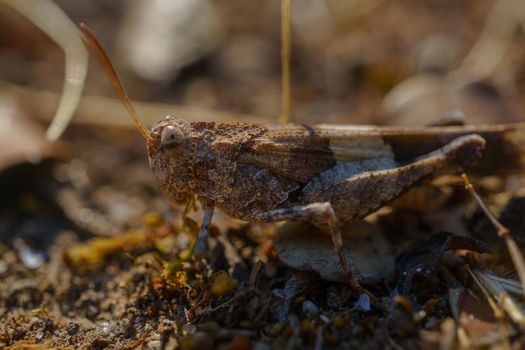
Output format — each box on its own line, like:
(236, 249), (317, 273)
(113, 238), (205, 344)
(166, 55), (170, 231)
(99, 321), (109, 333)
(354, 294), (371, 312)
(0, 260), (7, 274)
(302, 300), (320, 318)
(320, 314), (331, 324)
(147, 340), (162, 350)
(254, 341), (271, 350)
(15, 239), (45, 269)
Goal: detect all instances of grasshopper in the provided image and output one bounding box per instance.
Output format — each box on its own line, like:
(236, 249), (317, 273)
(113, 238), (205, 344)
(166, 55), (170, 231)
(79, 24), (525, 291)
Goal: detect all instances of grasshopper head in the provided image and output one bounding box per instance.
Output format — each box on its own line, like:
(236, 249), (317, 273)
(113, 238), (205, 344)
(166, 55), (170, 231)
(148, 115), (194, 196)
(79, 25), (197, 200)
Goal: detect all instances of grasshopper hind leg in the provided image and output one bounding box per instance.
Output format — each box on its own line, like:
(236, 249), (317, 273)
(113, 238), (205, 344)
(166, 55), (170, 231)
(253, 203), (365, 293)
(299, 134), (486, 223)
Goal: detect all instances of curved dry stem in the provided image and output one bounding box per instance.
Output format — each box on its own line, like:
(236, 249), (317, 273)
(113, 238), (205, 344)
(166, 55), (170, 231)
(383, 0), (525, 117)
(2, 0), (88, 141)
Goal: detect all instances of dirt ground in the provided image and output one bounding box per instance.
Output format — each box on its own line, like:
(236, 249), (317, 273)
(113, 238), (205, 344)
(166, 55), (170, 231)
(2, 1), (525, 349)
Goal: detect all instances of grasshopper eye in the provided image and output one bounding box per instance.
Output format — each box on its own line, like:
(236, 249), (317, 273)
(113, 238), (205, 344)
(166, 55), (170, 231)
(161, 126), (184, 149)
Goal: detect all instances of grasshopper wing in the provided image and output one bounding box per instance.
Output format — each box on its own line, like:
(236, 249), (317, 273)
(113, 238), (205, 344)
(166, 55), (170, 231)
(238, 122), (525, 183)
(238, 124), (395, 183)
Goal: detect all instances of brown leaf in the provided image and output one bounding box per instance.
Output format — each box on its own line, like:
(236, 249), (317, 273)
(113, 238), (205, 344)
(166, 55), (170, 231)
(397, 232), (490, 294)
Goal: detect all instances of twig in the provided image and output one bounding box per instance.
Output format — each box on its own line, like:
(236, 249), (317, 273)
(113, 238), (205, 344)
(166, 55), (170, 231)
(461, 174), (508, 238)
(253, 296), (272, 324)
(196, 288), (254, 317)
(118, 331), (151, 350)
(249, 259), (264, 288)
(280, 0), (292, 124)
(1, 82), (270, 128)
(313, 324), (326, 350)
(386, 337), (405, 350)
(461, 174), (525, 296)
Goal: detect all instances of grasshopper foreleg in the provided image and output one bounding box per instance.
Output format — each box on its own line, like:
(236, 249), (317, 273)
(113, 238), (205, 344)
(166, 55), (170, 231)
(194, 199), (215, 255)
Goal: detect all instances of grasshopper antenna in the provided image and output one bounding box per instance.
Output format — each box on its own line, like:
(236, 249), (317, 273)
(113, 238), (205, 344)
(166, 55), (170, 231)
(79, 23), (153, 142)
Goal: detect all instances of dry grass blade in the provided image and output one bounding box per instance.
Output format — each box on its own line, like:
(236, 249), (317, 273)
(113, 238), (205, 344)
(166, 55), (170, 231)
(462, 173), (525, 297)
(1, 82), (270, 127)
(382, 0), (525, 119)
(1, 0), (88, 141)
(280, 0), (292, 124)
(442, 266), (511, 348)
(470, 267), (525, 326)
(466, 267), (512, 349)
(457, 0), (525, 82)
(483, 274), (525, 296)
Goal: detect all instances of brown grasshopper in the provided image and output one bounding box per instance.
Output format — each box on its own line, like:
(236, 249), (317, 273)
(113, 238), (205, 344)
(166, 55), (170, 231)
(79, 24), (525, 291)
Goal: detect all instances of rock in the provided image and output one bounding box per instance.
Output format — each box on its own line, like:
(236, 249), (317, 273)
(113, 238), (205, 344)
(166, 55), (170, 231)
(273, 220), (395, 283)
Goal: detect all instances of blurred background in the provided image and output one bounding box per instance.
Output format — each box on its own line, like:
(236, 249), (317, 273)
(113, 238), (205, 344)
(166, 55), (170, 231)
(1, 0), (525, 128)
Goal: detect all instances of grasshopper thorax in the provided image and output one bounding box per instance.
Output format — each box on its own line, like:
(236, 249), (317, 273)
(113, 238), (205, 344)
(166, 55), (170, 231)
(148, 115), (195, 197)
